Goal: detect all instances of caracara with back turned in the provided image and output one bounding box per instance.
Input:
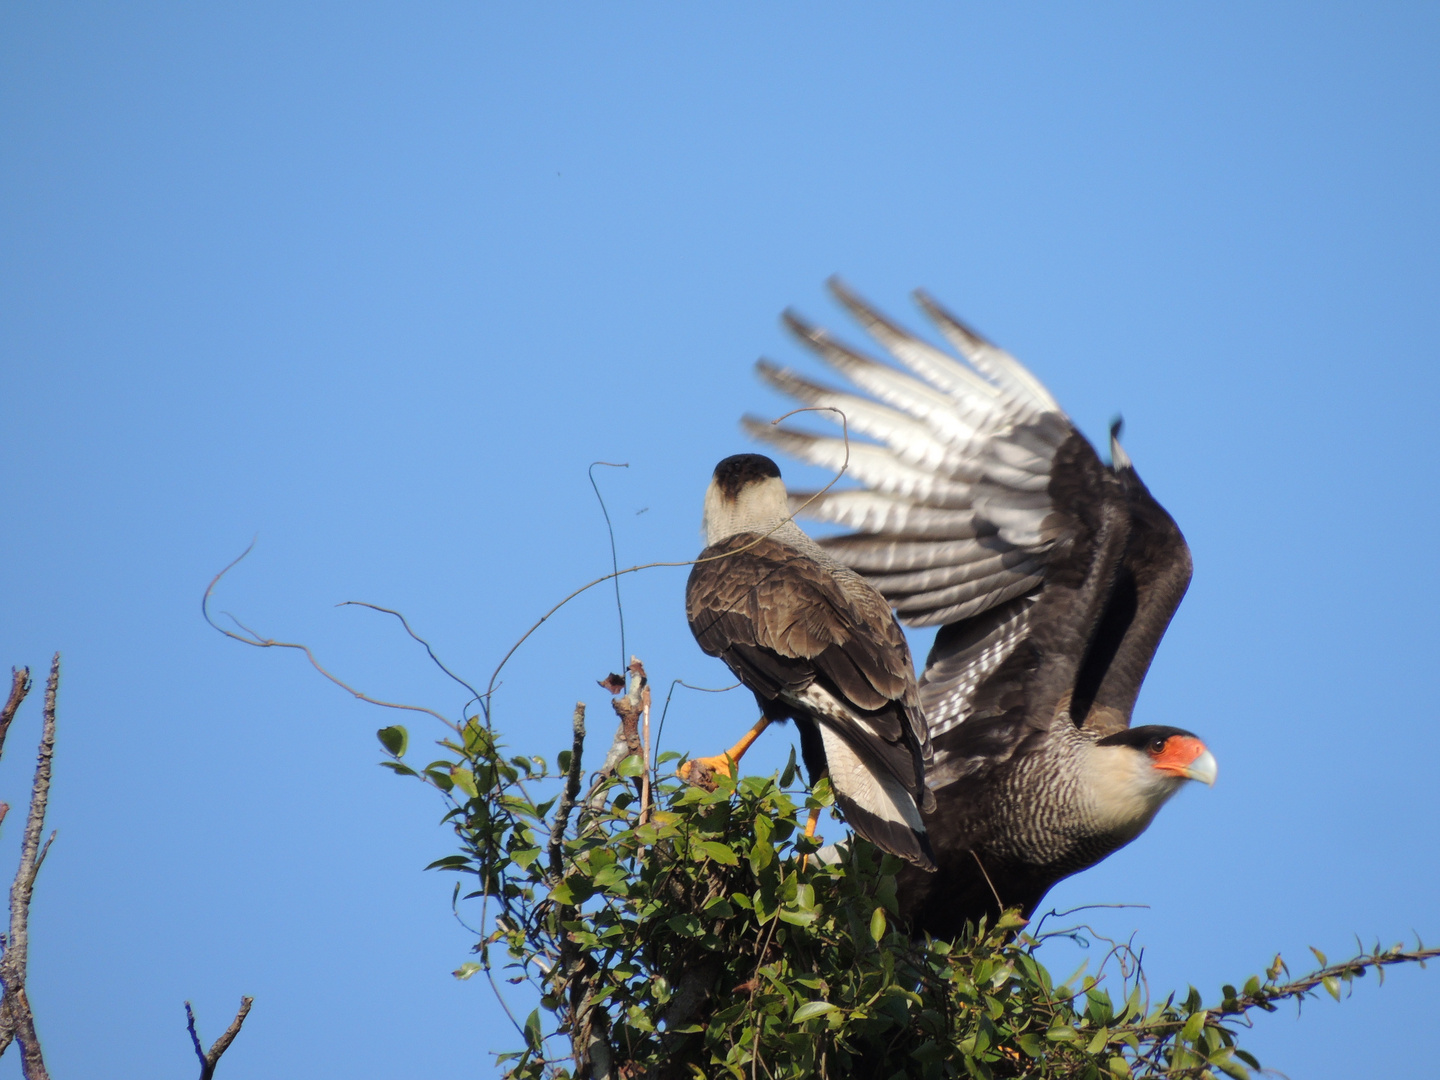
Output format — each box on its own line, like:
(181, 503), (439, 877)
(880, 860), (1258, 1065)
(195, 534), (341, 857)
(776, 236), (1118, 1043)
(684, 453), (937, 870)
(745, 280), (1217, 936)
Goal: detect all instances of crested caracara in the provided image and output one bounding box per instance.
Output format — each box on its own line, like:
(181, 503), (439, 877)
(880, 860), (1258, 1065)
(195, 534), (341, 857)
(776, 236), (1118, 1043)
(745, 279), (1216, 935)
(684, 452), (937, 870)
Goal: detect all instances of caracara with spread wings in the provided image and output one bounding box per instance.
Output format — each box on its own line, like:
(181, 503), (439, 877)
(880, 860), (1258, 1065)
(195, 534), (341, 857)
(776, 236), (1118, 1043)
(684, 453), (937, 870)
(746, 280), (1217, 936)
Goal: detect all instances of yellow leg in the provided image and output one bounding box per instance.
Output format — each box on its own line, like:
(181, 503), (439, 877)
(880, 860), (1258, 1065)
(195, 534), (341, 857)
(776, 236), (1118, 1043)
(679, 715), (771, 786)
(799, 805), (824, 870)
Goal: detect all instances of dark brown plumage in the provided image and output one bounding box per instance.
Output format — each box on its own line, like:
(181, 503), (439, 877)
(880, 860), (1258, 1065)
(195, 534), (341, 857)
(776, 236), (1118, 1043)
(747, 281), (1216, 935)
(685, 455), (936, 869)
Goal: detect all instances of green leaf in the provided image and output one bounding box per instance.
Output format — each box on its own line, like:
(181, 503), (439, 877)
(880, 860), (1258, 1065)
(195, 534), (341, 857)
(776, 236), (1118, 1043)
(425, 855), (471, 871)
(617, 754), (646, 778)
(1322, 975), (1341, 1001)
(754, 814), (772, 847)
(1016, 1034), (1045, 1057)
(749, 840), (774, 873)
(778, 907), (818, 926)
(793, 1001), (838, 1022)
(524, 1008), (542, 1051)
(377, 725), (408, 758)
(450, 766), (479, 800)
(453, 961), (482, 980)
(702, 895), (735, 919)
(870, 906), (888, 943)
(779, 746), (798, 788)
(693, 840), (740, 866)
(1181, 1010), (1206, 1043)
(1212, 1050), (1250, 1079)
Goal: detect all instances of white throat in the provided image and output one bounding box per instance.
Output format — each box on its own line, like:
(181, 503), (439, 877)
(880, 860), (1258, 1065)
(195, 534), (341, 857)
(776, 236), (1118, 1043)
(703, 476), (798, 546)
(1081, 742), (1187, 844)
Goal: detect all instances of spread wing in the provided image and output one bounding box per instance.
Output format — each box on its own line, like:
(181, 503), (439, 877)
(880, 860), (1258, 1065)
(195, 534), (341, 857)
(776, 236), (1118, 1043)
(686, 532), (930, 797)
(747, 280), (1191, 785)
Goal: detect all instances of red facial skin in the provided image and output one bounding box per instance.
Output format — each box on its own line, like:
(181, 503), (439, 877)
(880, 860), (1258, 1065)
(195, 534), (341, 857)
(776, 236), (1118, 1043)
(1149, 735), (1209, 777)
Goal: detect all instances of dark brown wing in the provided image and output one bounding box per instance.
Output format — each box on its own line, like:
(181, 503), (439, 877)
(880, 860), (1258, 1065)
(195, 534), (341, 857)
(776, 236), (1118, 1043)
(686, 531), (928, 797)
(1069, 427), (1193, 737)
(748, 281), (1190, 785)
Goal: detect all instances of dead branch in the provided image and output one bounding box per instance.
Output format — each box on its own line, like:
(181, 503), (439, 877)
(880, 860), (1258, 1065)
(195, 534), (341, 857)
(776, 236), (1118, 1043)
(542, 705), (613, 1079)
(202, 542), (459, 732)
(185, 997), (254, 1080)
(548, 704), (587, 883)
(588, 659), (648, 814)
(587, 460), (630, 675)
(0, 654), (59, 1079)
(0, 669), (31, 763)
(638, 683), (653, 823)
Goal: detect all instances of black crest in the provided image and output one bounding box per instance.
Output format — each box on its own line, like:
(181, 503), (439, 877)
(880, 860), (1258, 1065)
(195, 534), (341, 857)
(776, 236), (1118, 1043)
(1094, 724), (1197, 749)
(712, 453), (781, 499)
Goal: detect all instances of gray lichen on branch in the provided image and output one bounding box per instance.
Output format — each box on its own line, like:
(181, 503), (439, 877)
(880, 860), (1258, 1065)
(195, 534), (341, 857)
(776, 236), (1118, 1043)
(0, 656), (57, 1080)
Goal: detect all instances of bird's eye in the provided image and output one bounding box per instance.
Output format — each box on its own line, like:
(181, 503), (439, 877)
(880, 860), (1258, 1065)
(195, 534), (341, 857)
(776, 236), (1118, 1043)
(1149, 737), (1168, 755)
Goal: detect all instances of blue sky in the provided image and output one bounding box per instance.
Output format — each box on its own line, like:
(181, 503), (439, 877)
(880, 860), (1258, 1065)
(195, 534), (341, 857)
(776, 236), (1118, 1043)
(1, 4), (1437, 1077)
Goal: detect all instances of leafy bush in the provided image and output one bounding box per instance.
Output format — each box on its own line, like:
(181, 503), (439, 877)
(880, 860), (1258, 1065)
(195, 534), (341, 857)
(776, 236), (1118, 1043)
(378, 663), (1433, 1080)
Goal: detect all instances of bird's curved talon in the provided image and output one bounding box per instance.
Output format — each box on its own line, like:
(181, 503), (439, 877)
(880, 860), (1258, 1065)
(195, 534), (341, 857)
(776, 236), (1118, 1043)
(678, 754), (735, 790)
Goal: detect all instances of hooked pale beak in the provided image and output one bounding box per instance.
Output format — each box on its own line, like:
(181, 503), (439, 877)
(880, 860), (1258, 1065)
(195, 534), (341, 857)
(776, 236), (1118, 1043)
(1182, 748), (1218, 787)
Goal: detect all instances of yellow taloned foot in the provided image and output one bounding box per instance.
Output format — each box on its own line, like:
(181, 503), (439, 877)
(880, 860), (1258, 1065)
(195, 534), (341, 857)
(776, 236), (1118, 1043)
(678, 754), (736, 791)
(678, 716), (771, 791)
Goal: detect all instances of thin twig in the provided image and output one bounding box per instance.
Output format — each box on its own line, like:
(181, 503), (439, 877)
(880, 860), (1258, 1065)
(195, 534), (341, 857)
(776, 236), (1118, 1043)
(970, 849), (1005, 921)
(653, 678), (740, 764)
(202, 543), (458, 732)
(638, 684), (653, 825)
(483, 408), (851, 713)
(1202, 944), (1440, 1023)
(185, 997), (254, 1080)
(588, 461), (630, 675)
(337, 601), (486, 709)
(0, 654), (59, 1080)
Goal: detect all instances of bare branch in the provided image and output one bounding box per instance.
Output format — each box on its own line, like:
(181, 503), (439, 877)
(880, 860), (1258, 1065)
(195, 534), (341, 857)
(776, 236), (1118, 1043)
(0, 668), (32, 763)
(588, 659), (648, 814)
(588, 461), (630, 675)
(653, 678), (741, 761)
(185, 997), (254, 1080)
(638, 684), (653, 824)
(202, 543), (459, 732)
(547, 704), (587, 884)
(483, 409), (851, 713)
(336, 601), (485, 708)
(0, 654), (59, 1079)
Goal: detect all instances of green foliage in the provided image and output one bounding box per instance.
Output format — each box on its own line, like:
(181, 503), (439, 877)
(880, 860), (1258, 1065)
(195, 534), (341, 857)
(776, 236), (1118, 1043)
(379, 687), (1434, 1080)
